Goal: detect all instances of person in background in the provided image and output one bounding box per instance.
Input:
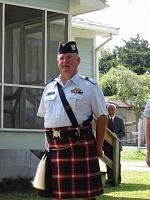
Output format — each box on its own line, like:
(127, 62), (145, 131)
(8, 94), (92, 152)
(103, 103), (125, 186)
(143, 96), (150, 167)
(37, 41), (107, 199)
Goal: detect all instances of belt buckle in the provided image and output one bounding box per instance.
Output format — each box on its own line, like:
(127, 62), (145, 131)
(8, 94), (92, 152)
(75, 127), (80, 137)
(52, 130), (61, 138)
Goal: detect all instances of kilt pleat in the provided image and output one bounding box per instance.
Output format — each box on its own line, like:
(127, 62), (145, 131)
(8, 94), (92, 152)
(48, 133), (103, 199)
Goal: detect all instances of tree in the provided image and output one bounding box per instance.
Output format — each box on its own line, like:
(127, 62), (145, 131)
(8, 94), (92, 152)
(99, 65), (150, 117)
(99, 34), (150, 75)
(117, 34), (150, 74)
(99, 67), (118, 96)
(98, 49), (119, 74)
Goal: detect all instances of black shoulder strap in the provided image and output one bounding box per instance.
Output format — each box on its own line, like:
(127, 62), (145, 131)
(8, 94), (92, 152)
(57, 82), (79, 128)
(45, 77), (56, 86)
(85, 77), (97, 85)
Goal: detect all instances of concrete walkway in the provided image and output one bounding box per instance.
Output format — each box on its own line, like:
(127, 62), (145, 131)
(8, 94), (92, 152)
(99, 146), (150, 172)
(121, 160), (150, 171)
(121, 146), (150, 171)
(99, 160), (150, 172)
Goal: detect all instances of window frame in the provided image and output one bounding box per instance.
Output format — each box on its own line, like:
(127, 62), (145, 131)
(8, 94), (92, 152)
(0, 2), (68, 130)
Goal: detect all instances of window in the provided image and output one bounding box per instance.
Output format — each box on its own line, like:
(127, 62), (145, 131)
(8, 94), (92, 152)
(47, 13), (68, 80)
(5, 5), (44, 85)
(4, 86), (43, 128)
(0, 4), (68, 129)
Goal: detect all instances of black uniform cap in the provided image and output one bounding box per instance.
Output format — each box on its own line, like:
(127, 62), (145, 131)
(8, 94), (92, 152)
(58, 41), (79, 54)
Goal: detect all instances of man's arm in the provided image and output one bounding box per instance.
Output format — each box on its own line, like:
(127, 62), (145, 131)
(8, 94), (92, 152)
(96, 115), (107, 158)
(145, 117), (150, 167)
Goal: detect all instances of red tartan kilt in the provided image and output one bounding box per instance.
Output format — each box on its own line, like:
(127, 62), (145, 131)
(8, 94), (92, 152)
(47, 132), (103, 199)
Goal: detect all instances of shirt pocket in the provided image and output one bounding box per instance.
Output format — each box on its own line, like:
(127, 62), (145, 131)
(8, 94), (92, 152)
(68, 93), (83, 100)
(44, 92), (56, 109)
(67, 93), (83, 110)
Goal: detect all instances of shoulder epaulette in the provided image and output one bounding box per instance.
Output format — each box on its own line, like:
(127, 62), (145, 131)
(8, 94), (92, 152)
(84, 76), (97, 85)
(45, 78), (56, 86)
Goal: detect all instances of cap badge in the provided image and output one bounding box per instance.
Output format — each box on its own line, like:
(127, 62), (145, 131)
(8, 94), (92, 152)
(71, 44), (76, 51)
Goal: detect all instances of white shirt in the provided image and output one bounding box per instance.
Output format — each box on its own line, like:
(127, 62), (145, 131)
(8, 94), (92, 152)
(144, 96), (150, 118)
(37, 73), (107, 128)
(108, 116), (114, 121)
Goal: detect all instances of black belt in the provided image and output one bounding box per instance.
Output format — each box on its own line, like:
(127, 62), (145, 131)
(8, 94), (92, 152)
(45, 124), (92, 132)
(46, 127), (92, 142)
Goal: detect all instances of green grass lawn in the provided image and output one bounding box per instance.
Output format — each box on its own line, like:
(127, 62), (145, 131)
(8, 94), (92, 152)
(99, 171), (150, 200)
(0, 148), (149, 200)
(0, 171), (150, 200)
(121, 147), (146, 161)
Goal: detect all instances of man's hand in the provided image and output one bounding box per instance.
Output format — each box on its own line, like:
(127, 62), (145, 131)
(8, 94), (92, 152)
(95, 115), (107, 158)
(146, 152), (150, 167)
(96, 145), (104, 158)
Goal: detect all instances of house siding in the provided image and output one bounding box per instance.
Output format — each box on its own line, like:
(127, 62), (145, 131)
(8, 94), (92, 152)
(75, 37), (94, 78)
(0, 150), (39, 181)
(0, 1), (118, 182)
(0, 0), (69, 181)
(116, 107), (145, 146)
(0, 0), (69, 13)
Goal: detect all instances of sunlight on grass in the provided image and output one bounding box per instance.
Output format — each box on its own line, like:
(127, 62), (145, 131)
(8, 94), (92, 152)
(0, 148), (148, 200)
(99, 171), (150, 200)
(0, 171), (150, 200)
(121, 148), (146, 161)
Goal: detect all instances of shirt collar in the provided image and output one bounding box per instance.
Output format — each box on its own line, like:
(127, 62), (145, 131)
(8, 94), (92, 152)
(71, 73), (80, 84)
(109, 116), (115, 120)
(56, 73), (80, 86)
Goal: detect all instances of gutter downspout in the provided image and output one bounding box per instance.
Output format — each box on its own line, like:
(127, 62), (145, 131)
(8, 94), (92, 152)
(94, 33), (113, 81)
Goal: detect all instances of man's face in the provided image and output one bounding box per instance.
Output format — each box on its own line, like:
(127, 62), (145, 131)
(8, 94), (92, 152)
(57, 53), (80, 78)
(108, 105), (116, 117)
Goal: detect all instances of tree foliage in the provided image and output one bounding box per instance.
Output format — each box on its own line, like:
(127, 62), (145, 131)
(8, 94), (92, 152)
(98, 49), (119, 74)
(99, 34), (150, 75)
(99, 65), (150, 115)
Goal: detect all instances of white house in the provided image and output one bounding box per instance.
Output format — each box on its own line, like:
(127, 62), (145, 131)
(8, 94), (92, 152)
(0, 0), (119, 180)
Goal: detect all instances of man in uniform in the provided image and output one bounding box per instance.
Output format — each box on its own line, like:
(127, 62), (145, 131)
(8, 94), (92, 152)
(37, 41), (107, 199)
(144, 96), (150, 167)
(103, 104), (125, 186)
